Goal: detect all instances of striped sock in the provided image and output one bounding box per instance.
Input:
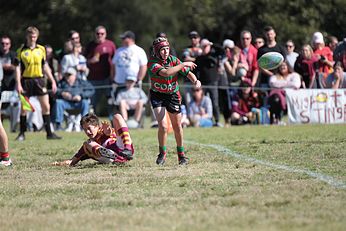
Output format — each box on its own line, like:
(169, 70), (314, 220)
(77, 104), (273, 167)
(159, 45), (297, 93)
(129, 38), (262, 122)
(177, 146), (185, 156)
(117, 127), (132, 150)
(0, 152), (10, 161)
(159, 146), (167, 155)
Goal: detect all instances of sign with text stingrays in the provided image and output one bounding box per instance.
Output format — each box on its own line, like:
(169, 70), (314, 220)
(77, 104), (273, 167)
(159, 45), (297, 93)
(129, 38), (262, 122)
(286, 89), (346, 124)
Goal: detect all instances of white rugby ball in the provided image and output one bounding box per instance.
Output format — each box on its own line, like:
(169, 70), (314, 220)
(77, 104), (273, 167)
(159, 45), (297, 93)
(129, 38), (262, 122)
(258, 52), (284, 70)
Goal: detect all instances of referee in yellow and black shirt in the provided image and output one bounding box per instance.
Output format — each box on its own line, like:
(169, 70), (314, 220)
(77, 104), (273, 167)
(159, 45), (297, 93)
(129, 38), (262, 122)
(15, 26), (61, 141)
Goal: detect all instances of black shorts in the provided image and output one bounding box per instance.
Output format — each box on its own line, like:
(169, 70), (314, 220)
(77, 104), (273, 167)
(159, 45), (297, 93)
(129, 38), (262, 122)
(150, 90), (181, 114)
(21, 77), (48, 97)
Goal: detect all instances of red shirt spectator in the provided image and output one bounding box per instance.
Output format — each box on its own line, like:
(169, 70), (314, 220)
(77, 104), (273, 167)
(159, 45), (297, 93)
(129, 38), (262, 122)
(85, 26), (116, 81)
(312, 32), (334, 79)
(239, 30), (259, 87)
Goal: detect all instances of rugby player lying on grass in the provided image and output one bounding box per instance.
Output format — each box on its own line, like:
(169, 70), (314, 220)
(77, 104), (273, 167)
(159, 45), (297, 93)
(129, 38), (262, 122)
(51, 113), (134, 166)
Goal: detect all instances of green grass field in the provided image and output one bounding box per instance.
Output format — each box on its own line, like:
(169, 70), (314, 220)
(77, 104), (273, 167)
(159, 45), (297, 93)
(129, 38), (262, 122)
(1, 122), (345, 231)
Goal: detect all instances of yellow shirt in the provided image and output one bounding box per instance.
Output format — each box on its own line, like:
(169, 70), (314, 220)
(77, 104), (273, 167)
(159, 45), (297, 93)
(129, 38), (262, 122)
(17, 44), (46, 78)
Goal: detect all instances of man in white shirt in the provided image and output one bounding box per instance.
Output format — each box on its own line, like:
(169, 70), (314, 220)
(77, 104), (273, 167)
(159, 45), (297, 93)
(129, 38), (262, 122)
(111, 31), (147, 87)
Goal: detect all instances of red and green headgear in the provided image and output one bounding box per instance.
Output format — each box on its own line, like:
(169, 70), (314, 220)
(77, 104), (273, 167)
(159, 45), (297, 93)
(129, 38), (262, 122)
(153, 37), (170, 60)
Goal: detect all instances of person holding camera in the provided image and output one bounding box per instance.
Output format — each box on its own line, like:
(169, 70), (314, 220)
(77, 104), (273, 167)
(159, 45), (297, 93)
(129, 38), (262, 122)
(311, 32), (334, 84)
(195, 39), (223, 127)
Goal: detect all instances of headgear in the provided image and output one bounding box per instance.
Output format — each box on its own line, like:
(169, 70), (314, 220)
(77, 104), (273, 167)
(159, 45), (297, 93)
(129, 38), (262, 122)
(153, 37), (170, 60)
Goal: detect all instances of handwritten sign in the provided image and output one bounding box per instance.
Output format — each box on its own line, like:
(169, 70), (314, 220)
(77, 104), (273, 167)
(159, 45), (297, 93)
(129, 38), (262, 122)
(285, 89), (346, 124)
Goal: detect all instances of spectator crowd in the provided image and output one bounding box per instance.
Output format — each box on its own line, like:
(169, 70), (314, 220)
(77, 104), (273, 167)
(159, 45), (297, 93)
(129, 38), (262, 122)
(1, 25), (346, 135)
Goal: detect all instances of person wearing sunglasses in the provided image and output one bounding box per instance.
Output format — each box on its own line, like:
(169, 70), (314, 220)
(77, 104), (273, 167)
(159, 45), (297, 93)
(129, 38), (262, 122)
(238, 30), (259, 88)
(285, 40), (299, 70)
(181, 31), (203, 110)
(254, 37), (265, 50)
(85, 25), (116, 115)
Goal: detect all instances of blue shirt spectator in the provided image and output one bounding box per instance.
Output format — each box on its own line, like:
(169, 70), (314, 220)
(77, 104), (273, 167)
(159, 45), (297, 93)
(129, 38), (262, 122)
(54, 68), (95, 129)
(188, 87), (213, 127)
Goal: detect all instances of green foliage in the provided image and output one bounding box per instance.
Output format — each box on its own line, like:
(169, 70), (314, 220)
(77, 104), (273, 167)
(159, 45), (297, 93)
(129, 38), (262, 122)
(0, 0), (345, 53)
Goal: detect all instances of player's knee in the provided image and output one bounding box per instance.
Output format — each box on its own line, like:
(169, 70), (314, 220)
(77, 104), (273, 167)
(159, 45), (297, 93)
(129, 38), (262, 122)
(158, 123), (168, 133)
(173, 124), (182, 132)
(113, 113), (123, 121)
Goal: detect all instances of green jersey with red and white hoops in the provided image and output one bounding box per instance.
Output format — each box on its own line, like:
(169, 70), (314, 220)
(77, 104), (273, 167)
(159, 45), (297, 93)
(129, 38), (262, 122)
(147, 55), (190, 94)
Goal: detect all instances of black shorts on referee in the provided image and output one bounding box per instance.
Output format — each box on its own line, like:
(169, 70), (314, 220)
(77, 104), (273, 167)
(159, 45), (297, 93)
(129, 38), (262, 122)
(21, 77), (48, 97)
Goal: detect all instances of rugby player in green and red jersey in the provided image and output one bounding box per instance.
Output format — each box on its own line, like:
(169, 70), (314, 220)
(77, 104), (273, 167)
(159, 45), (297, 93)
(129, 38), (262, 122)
(148, 37), (201, 165)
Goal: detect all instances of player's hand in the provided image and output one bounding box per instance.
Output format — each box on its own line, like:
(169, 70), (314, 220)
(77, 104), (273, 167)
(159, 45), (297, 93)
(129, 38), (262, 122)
(183, 62), (197, 70)
(101, 121), (112, 135)
(194, 79), (201, 88)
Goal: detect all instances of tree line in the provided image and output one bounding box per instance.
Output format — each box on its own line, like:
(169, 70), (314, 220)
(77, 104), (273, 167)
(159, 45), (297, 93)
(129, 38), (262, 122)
(1, 0), (345, 55)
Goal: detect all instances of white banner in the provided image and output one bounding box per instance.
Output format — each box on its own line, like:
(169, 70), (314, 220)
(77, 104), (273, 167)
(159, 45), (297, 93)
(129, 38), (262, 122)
(286, 89), (346, 124)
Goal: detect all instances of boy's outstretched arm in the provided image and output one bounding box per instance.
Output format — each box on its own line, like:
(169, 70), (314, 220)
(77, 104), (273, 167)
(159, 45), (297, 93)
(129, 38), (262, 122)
(50, 159), (72, 166)
(50, 156), (80, 166)
(69, 157), (80, 166)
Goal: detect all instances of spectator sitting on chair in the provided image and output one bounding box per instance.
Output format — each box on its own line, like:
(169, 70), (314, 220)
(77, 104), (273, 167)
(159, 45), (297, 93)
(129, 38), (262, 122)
(115, 75), (147, 128)
(230, 78), (260, 125)
(188, 87), (213, 128)
(323, 61), (346, 89)
(54, 68), (94, 130)
(268, 61), (301, 124)
(1, 35), (20, 132)
(1, 62), (12, 166)
(180, 104), (190, 128)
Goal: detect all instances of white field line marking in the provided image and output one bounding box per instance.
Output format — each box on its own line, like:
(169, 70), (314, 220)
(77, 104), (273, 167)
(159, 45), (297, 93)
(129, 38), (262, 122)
(185, 140), (346, 190)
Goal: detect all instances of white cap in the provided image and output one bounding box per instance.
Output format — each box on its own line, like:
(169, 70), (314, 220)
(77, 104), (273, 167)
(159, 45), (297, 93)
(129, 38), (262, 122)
(223, 39), (235, 49)
(200, 38), (213, 47)
(312, 32), (324, 44)
(65, 67), (77, 76)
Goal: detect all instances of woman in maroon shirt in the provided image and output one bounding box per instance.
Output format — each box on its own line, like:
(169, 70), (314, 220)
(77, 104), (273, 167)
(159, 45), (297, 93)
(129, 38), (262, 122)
(294, 44), (320, 88)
